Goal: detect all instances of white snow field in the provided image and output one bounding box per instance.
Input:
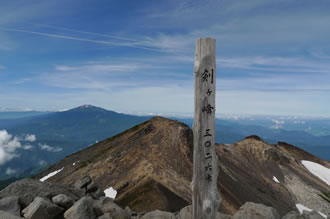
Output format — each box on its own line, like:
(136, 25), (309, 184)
(301, 160), (330, 186)
(272, 176), (280, 183)
(296, 203), (326, 218)
(39, 167), (64, 182)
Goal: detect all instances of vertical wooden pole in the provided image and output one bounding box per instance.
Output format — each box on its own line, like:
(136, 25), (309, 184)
(192, 38), (221, 219)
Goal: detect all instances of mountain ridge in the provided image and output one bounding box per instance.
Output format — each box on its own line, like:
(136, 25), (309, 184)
(0, 105), (151, 182)
(34, 117), (330, 216)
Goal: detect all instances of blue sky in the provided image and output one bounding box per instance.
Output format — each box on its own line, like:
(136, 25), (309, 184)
(1, 0), (330, 116)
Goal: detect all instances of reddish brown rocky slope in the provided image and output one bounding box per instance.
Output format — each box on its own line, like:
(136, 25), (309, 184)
(35, 117), (330, 216)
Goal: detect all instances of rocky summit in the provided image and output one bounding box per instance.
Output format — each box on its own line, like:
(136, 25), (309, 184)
(0, 117), (329, 218)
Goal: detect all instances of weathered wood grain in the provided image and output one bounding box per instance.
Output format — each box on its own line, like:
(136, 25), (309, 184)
(192, 38), (221, 219)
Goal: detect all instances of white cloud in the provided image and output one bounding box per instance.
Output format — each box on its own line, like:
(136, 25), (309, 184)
(0, 65), (5, 70)
(37, 62), (156, 90)
(0, 130), (39, 165)
(5, 167), (17, 175)
(23, 145), (33, 150)
(271, 120), (285, 129)
(25, 134), (36, 142)
(0, 130), (21, 165)
(27, 56), (191, 91)
(1, 1), (330, 117)
(293, 121), (306, 124)
(39, 143), (62, 152)
(1, 27), (164, 53)
(38, 160), (47, 166)
(216, 56), (330, 75)
(140, 33), (195, 53)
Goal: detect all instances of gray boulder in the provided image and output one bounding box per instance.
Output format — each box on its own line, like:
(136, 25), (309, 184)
(87, 181), (99, 193)
(98, 213), (113, 219)
(281, 211), (304, 219)
(0, 210), (24, 219)
(91, 188), (106, 199)
(302, 210), (324, 219)
(141, 210), (176, 219)
(218, 212), (233, 219)
(52, 194), (75, 209)
(73, 176), (105, 199)
(0, 178), (83, 207)
(64, 196), (96, 219)
(93, 197), (130, 219)
(22, 196), (64, 219)
(176, 205), (232, 219)
(0, 196), (21, 216)
(74, 176), (92, 190)
(176, 205), (192, 219)
(233, 202), (280, 219)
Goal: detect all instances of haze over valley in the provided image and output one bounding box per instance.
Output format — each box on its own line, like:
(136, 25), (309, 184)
(0, 105), (329, 189)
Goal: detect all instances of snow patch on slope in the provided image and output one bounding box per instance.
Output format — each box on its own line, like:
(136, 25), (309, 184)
(104, 187), (117, 199)
(301, 160), (330, 186)
(40, 167), (64, 182)
(273, 176), (280, 183)
(296, 203), (326, 218)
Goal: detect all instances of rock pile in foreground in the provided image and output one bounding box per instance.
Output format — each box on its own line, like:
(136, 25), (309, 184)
(0, 177), (327, 219)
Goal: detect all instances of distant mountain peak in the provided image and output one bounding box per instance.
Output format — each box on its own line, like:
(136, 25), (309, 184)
(243, 135), (263, 141)
(68, 104), (109, 113)
(79, 104), (97, 108)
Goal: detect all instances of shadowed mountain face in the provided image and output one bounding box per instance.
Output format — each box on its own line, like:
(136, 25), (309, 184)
(35, 117), (330, 216)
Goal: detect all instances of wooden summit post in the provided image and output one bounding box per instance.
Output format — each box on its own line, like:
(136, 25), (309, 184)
(192, 38), (221, 219)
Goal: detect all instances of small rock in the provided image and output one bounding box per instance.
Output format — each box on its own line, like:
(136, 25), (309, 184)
(98, 213), (113, 219)
(91, 188), (105, 199)
(281, 211), (304, 219)
(125, 206), (131, 212)
(0, 178), (82, 207)
(176, 205), (192, 219)
(74, 176), (92, 190)
(176, 205), (232, 219)
(0, 210), (24, 219)
(52, 194), (75, 209)
(93, 197), (129, 219)
(302, 210), (324, 219)
(64, 196), (96, 219)
(22, 197), (64, 219)
(217, 212), (233, 219)
(0, 196), (21, 216)
(87, 182), (99, 193)
(233, 202), (280, 219)
(141, 210), (176, 219)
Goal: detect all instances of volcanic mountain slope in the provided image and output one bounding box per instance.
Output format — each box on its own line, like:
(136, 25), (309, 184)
(35, 117), (330, 216)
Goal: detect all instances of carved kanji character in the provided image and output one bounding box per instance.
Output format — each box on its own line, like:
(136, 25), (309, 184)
(204, 140), (211, 147)
(204, 163), (212, 172)
(204, 129), (212, 137)
(202, 104), (214, 114)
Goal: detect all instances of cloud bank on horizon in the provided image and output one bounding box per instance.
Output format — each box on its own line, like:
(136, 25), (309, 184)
(0, 130), (35, 165)
(1, 0), (330, 116)
(0, 129), (62, 166)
